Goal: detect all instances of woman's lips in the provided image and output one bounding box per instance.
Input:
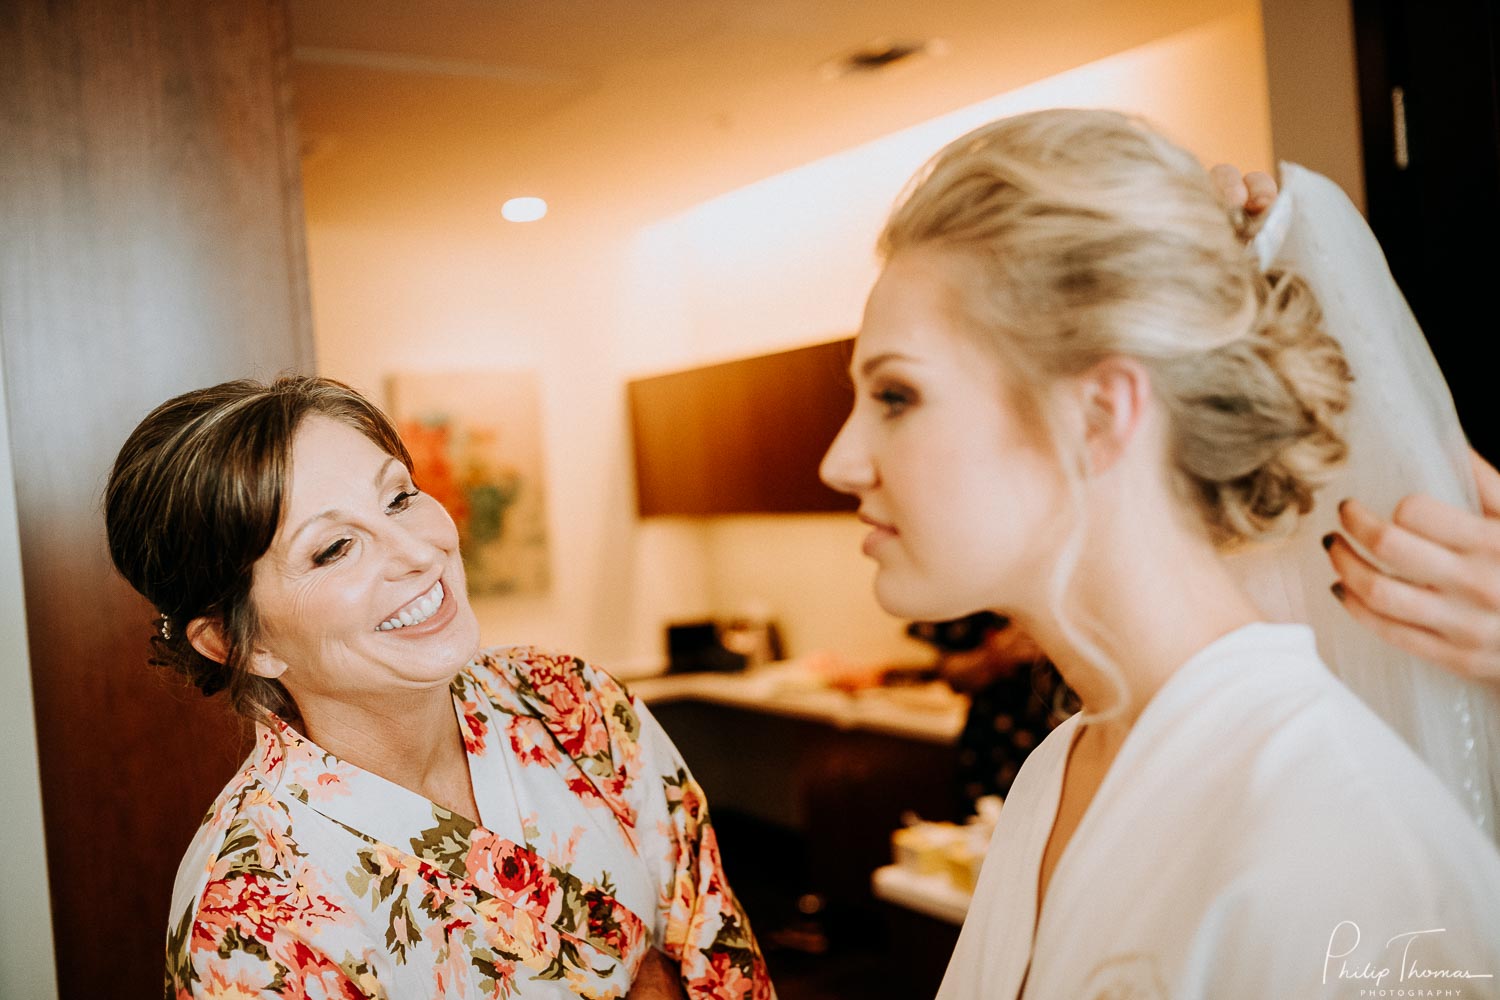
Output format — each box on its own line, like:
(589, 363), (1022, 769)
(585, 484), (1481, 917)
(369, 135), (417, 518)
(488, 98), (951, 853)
(858, 513), (897, 557)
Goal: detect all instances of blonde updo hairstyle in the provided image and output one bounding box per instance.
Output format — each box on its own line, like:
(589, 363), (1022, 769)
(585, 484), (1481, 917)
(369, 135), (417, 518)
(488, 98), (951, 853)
(881, 108), (1351, 549)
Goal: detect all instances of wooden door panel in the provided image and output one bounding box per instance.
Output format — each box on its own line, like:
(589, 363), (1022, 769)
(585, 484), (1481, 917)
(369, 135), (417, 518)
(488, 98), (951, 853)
(0, 2), (312, 996)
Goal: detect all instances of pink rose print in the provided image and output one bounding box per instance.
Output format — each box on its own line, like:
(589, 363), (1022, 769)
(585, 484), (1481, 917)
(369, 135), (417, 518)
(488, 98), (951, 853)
(464, 831), (562, 922)
(507, 716), (565, 769)
(459, 700), (489, 755)
(274, 940), (368, 1000)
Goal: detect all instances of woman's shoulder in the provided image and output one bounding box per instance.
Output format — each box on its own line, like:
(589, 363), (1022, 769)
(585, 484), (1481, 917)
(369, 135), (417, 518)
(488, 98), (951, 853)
(463, 646), (640, 740)
(467, 645), (630, 700)
(167, 747), (300, 927)
(1181, 631), (1500, 893)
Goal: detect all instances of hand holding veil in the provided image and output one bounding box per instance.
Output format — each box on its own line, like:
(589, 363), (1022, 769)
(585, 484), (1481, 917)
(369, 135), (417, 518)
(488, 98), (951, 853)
(1230, 163), (1500, 841)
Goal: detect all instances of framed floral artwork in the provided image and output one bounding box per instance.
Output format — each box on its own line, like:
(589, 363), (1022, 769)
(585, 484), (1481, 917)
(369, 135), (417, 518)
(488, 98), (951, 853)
(387, 371), (551, 596)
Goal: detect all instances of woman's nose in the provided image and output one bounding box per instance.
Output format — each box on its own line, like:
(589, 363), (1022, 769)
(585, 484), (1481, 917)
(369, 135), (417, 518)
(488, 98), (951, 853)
(381, 519), (441, 577)
(820, 414), (875, 496)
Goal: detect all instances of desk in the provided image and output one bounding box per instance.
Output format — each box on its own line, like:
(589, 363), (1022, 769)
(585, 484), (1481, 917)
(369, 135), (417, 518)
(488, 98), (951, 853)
(639, 664), (969, 994)
(629, 663), (968, 745)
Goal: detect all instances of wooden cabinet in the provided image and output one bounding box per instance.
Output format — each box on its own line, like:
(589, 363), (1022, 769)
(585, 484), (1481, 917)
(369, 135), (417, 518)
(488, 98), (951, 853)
(627, 339), (859, 516)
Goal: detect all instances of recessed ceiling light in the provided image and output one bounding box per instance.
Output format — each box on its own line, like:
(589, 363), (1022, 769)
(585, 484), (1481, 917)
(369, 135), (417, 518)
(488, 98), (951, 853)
(502, 197), (548, 223)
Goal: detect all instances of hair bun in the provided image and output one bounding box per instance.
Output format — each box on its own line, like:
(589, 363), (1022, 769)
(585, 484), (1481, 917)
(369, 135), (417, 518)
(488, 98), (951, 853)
(1177, 267), (1352, 545)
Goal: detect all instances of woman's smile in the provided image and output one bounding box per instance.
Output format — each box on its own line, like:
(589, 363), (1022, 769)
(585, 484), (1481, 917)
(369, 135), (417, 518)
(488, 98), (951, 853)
(375, 577), (458, 634)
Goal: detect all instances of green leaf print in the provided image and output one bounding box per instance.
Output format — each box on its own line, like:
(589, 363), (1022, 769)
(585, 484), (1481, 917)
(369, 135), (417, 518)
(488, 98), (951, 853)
(534, 938), (614, 982)
(384, 884), (422, 963)
(216, 924), (272, 962)
(471, 948), (522, 999)
(346, 847), (401, 905)
(409, 807), (476, 874)
(609, 700), (640, 742)
(163, 905), (199, 994)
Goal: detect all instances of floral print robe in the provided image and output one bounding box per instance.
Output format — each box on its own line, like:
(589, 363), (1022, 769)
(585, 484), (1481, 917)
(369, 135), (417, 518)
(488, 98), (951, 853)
(165, 647), (772, 999)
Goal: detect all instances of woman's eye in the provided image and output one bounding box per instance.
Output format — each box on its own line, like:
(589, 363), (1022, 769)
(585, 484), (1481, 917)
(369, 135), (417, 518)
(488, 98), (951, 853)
(313, 538), (351, 566)
(387, 488), (420, 514)
(874, 387), (913, 416)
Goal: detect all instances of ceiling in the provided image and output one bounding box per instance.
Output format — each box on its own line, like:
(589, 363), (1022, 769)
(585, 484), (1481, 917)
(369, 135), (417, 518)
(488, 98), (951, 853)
(287, 0), (1242, 230)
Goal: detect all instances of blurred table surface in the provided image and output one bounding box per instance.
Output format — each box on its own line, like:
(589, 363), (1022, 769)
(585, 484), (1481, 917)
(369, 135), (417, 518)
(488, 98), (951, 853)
(870, 864), (973, 925)
(628, 662), (968, 745)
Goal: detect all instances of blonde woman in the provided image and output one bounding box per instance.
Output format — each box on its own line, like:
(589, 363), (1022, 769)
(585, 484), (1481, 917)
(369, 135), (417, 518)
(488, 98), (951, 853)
(820, 109), (1500, 998)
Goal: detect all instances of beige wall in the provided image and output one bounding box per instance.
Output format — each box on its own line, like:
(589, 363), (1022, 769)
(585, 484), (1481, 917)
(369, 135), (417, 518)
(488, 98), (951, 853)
(308, 5), (1276, 673)
(1260, 0), (1365, 210)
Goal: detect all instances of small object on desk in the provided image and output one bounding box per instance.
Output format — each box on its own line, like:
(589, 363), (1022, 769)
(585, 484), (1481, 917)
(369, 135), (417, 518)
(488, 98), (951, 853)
(718, 604), (784, 669)
(665, 620), (748, 674)
(890, 795), (1001, 892)
(871, 864), (973, 926)
(876, 804), (996, 925)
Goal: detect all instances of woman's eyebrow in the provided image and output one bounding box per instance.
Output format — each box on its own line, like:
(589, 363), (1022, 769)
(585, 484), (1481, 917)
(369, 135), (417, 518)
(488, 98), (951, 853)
(287, 456), (400, 547)
(855, 351), (918, 378)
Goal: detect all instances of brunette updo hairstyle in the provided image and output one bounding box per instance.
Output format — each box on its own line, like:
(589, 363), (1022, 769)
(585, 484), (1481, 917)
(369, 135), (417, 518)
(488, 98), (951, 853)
(105, 376), (415, 725)
(882, 108), (1351, 546)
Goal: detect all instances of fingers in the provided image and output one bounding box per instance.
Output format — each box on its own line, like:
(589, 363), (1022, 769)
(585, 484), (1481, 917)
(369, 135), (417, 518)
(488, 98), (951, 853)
(1326, 533), (1476, 642)
(1471, 447), (1500, 518)
(1390, 491), (1500, 560)
(1209, 164), (1249, 212)
(1335, 498), (1465, 588)
(1329, 494), (1500, 684)
(1331, 580), (1500, 682)
(1242, 171), (1278, 214)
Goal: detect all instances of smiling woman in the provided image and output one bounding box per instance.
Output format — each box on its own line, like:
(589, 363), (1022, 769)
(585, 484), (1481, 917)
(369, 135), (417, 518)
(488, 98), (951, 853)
(104, 376), (771, 1000)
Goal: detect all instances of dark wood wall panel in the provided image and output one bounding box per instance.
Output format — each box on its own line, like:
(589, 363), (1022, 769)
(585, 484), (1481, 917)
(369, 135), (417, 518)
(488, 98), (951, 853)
(628, 339), (859, 516)
(0, 2), (312, 996)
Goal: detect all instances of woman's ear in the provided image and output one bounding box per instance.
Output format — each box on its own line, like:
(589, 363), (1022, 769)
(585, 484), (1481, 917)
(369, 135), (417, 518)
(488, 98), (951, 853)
(1077, 357), (1151, 475)
(186, 617), (288, 679)
(186, 617), (230, 664)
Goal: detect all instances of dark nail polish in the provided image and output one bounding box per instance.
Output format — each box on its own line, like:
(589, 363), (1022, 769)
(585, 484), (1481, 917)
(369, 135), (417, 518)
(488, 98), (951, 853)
(1330, 582), (1346, 602)
(1321, 533), (1336, 550)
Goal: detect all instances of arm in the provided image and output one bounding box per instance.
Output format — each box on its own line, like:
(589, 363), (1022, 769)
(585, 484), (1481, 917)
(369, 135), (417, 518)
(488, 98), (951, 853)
(1326, 447), (1500, 685)
(626, 946), (689, 1000)
(167, 874), (371, 1000)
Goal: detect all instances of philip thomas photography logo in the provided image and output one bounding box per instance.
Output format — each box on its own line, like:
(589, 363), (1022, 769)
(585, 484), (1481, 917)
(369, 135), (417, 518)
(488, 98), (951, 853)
(1324, 920), (1494, 998)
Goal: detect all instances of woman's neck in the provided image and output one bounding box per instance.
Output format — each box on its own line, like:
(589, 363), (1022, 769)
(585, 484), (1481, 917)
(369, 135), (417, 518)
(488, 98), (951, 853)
(293, 682), (471, 803)
(1015, 519), (1262, 747)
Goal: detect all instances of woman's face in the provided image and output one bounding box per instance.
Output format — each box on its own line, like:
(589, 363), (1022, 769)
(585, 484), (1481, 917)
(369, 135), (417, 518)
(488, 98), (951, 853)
(820, 248), (1069, 622)
(246, 415), (481, 705)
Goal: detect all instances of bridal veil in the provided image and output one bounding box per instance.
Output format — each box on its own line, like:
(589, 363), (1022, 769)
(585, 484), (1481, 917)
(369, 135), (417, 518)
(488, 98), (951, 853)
(1230, 163), (1500, 841)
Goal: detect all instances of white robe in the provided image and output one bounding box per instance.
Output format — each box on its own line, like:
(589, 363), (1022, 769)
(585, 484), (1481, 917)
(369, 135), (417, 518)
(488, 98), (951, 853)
(937, 623), (1500, 1000)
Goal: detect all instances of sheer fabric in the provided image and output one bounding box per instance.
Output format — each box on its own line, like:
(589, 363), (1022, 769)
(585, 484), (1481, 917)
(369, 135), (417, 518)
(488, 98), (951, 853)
(1229, 163), (1500, 841)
